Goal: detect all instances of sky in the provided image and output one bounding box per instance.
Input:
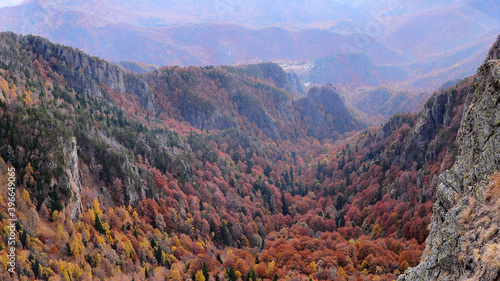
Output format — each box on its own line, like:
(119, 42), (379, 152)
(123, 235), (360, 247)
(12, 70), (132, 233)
(0, 0), (21, 8)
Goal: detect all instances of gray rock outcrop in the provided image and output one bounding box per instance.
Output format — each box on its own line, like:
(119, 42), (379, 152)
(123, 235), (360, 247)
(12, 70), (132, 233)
(398, 47), (500, 280)
(62, 137), (83, 221)
(20, 34), (157, 112)
(294, 85), (359, 140)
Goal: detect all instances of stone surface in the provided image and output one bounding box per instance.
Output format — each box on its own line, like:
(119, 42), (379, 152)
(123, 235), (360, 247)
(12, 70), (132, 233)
(62, 137), (83, 221)
(20, 34), (157, 112)
(398, 57), (500, 280)
(294, 85), (358, 140)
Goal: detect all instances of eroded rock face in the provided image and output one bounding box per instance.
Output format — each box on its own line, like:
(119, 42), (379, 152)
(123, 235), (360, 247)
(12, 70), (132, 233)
(294, 85), (358, 140)
(20, 34), (157, 112)
(62, 137), (83, 222)
(398, 58), (500, 281)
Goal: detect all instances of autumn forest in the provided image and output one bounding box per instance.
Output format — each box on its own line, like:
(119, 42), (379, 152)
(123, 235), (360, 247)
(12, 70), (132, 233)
(0, 29), (484, 281)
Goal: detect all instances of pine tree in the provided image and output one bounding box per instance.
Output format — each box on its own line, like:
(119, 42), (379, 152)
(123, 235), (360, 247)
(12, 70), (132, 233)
(20, 230), (28, 248)
(264, 165), (272, 178)
(227, 267), (237, 281)
(66, 242), (72, 256)
(202, 261), (209, 280)
(95, 213), (106, 234)
(251, 270), (257, 281)
(281, 191), (289, 216)
(339, 213), (346, 227)
(154, 247), (162, 265)
(33, 259), (40, 278)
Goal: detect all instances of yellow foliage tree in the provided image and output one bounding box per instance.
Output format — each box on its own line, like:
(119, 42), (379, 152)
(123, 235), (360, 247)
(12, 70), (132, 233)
(56, 224), (65, 243)
(169, 270), (182, 281)
(70, 233), (83, 256)
(22, 189), (30, 204)
(195, 270), (206, 281)
(266, 260), (276, 276)
(337, 266), (347, 280)
(87, 208), (95, 224)
(93, 198), (102, 217)
(0, 78), (9, 98)
(309, 261), (317, 273)
(24, 91), (33, 105)
(52, 210), (59, 222)
(371, 223), (382, 238)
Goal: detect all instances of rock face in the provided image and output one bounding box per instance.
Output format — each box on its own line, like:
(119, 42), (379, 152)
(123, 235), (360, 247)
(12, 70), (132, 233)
(19, 34), (157, 112)
(236, 62), (305, 96)
(233, 89), (279, 138)
(398, 53), (500, 280)
(62, 137), (83, 221)
(180, 92), (237, 131)
(400, 79), (470, 169)
(294, 85), (359, 140)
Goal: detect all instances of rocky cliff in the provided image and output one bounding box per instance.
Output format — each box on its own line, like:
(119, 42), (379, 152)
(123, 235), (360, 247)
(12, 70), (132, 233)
(62, 137), (83, 221)
(399, 41), (500, 281)
(234, 62), (305, 96)
(399, 77), (470, 169)
(145, 64), (361, 140)
(294, 85), (358, 140)
(19, 33), (157, 112)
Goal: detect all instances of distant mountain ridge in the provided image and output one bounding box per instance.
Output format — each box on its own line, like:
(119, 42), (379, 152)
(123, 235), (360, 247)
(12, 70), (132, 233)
(7, 32), (360, 141)
(0, 0), (498, 94)
(308, 53), (408, 90)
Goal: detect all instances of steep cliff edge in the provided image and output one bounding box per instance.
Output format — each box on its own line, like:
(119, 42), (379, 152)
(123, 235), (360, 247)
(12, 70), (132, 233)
(399, 77), (470, 170)
(62, 137), (83, 221)
(294, 85), (358, 140)
(18, 33), (157, 112)
(399, 40), (500, 280)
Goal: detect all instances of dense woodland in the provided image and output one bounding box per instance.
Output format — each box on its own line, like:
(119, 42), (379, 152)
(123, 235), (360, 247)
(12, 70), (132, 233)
(0, 33), (472, 280)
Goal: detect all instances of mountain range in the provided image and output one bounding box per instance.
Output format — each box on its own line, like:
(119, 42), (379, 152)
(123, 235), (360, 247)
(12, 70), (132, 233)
(0, 0), (500, 279)
(0, 0), (498, 96)
(0, 31), (499, 280)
